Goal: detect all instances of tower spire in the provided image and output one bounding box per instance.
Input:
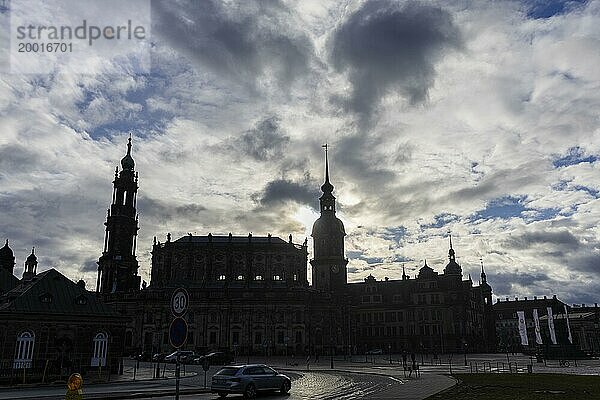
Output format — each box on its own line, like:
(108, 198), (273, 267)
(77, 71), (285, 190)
(320, 143), (334, 194)
(121, 135), (135, 171)
(324, 143), (330, 184)
(480, 258), (487, 283)
(448, 233), (456, 262)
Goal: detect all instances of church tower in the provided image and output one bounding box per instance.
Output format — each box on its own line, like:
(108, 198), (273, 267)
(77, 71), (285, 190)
(0, 240), (15, 275)
(97, 137), (141, 294)
(22, 247), (37, 280)
(443, 235), (462, 276)
(310, 145), (348, 292)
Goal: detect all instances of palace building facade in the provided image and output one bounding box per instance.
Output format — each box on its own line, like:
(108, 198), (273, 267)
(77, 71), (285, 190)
(94, 139), (495, 358)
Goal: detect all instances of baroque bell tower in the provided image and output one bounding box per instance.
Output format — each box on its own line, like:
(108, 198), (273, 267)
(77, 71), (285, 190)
(310, 144), (348, 292)
(97, 137), (141, 294)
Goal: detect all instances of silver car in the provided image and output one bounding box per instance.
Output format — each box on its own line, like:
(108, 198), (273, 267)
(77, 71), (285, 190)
(211, 364), (291, 398)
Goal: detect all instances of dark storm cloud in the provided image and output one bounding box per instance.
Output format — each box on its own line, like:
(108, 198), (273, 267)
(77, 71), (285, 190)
(255, 177), (320, 209)
(231, 117), (290, 161)
(152, 0), (314, 89)
(488, 271), (552, 298)
(330, 1), (462, 121)
(137, 196), (207, 223)
(503, 229), (581, 251)
(562, 252), (600, 275)
(333, 131), (400, 190)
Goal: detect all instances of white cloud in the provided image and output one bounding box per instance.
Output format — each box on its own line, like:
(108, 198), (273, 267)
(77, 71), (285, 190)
(1, 0), (599, 303)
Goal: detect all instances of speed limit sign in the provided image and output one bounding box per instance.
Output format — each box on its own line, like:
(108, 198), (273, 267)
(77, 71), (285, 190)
(171, 288), (189, 317)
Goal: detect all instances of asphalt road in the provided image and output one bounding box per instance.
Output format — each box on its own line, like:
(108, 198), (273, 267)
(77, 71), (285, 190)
(146, 370), (402, 400)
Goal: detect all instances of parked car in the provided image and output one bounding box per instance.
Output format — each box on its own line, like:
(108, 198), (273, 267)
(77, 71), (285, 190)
(152, 353), (166, 362)
(165, 350), (195, 363)
(211, 364), (291, 398)
(366, 349), (383, 355)
(193, 351), (234, 366)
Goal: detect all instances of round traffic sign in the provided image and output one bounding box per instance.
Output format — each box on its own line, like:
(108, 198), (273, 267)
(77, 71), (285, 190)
(171, 288), (189, 317)
(169, 317), (188, 348)
(202, 359), (210, 371)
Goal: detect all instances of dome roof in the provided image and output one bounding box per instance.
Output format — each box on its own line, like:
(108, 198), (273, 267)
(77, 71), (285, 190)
(0, 240), (13, 259)
(26, 248), (37, 263)
(321, 180), (334, 193)
(121, 154), (135, 171)
(120, 137), (135, 171)
(418, 260), (435, 278)
(311, 214), (346, 237)
(444, 260), (462, 275)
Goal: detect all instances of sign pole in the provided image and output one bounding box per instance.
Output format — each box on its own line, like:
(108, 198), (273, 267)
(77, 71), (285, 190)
(170, 288), (189, 400)
(175, 350), (180, 400)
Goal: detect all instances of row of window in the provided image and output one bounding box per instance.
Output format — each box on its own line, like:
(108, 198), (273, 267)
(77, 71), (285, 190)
(160, 330), (304, 346)
(14, 331), (108, 369)
(216, 274), (299, 281)
(359, 324), (448, 337)
(145, 310), (305, 324)
(358, 309), (445, 324)
(364, 293), (447, 304)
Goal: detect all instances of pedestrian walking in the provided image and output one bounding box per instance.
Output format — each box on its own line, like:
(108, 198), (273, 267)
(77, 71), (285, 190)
(402, 350), (407, 368)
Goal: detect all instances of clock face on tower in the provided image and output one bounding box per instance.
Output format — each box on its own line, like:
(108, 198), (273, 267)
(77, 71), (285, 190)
(331, 265), (339, 274)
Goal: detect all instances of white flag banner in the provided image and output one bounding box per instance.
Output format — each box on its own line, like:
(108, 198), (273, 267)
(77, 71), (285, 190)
(564, 305), (573, 344)
(547, 306), (557, 345)
(533, 309), (543, 345)
(517, 311), (529, 346)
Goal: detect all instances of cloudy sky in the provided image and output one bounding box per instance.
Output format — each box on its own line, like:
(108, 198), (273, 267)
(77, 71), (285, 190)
(1, 0), (599, 303)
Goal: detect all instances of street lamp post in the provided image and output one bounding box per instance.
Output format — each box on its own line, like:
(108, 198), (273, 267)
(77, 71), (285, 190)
(330, 337), (334, 369)
(388, 344), (392, 364)
(463, 341), (468, 366)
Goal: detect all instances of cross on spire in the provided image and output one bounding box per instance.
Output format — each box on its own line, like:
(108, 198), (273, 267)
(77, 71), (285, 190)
(320, 143), (334, 195)
(322, 143), (330, 184)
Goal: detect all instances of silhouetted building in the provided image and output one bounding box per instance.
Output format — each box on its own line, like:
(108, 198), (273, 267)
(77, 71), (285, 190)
(0, 268), (126, 381)
(96, 140), (495, 357)
(563, 303), (600, 355)
(494, 295), (568, 352)
(347, 242), (495, 354)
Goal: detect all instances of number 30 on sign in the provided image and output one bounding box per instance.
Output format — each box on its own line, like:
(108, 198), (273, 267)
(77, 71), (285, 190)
(171, 288), (189, 317)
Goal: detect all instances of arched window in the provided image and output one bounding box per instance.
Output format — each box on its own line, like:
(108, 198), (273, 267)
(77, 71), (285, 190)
(14, 331), (35, 369)
(91, 332), (108, 367)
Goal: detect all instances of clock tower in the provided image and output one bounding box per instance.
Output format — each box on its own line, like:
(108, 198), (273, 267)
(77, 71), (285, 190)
(310, 145), (348, 292)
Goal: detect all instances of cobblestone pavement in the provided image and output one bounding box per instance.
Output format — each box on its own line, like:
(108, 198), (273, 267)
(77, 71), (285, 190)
(1, 354), (597, 399)
(143, 370), (403, 400)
